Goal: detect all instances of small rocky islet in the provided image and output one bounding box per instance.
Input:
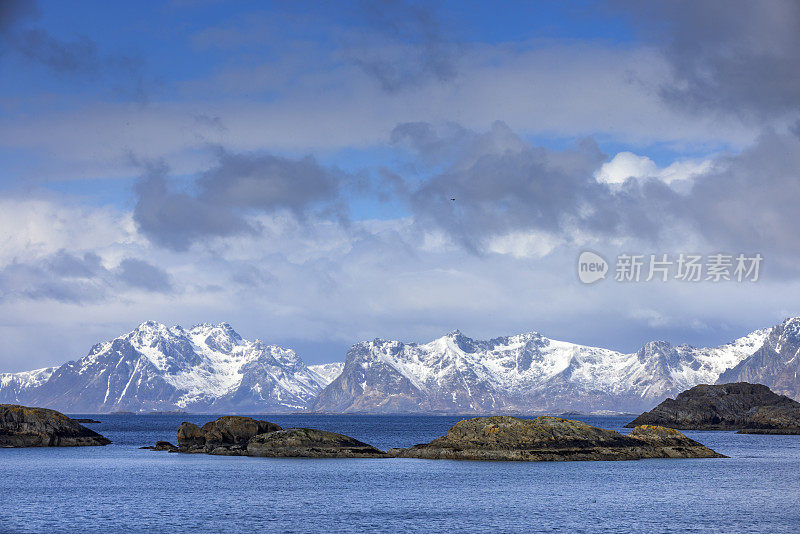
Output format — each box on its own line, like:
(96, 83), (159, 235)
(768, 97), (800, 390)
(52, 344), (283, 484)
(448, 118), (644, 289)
(388, 416), (723, 461)
(142, 415), (387, 458)
(625, 382), (800, 434)
(144, 414), (723, 461)
(0, 404), (110, 447)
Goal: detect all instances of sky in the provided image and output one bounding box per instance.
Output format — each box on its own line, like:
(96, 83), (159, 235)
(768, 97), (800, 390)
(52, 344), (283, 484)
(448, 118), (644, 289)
(1, 0), (800, 371)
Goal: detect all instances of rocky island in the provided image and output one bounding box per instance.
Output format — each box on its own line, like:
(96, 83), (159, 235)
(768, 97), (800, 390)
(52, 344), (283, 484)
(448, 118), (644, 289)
(388, 416), (723, 461)
(625, 382), (800, 434)
(0, 404), (111, 447)
(144, 415), (387, 458)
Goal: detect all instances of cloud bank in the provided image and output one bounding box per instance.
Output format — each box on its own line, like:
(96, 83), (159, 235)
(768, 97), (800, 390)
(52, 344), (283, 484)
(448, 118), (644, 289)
(1, 1), (799, 372)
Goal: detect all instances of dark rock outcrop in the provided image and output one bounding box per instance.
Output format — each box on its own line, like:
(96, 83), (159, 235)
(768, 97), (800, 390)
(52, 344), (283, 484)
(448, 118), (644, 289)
(0, 404), (111, 447)
(625, 382), (800, 433)
(73, 418), (101, 424)
(388, 416), (723, 461)
(177, 416), (282, 454)
(247, 428), (387, 458)
(140, 440), (179, 452)
(151, 415), (387, 458)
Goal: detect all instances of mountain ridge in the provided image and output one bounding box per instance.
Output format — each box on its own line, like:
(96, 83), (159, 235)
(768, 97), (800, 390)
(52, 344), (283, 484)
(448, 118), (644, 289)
(3, 318), (799, 414)
(0, 321), (339, 413)
(312, 325), (773, 414)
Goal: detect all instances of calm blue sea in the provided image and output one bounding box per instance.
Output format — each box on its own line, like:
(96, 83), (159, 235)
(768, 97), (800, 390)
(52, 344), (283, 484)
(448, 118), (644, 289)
(2, 414), (800, 533)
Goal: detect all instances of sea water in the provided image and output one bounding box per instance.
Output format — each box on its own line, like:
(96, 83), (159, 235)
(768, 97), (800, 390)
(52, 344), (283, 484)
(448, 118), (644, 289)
(2, 414), (800, 533)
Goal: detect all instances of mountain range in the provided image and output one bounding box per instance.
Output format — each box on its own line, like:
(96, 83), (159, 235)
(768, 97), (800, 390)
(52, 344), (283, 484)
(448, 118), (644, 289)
(2, 318), (800, 414)
(0, 322), (341, 413)
(312, 326), (769, 413)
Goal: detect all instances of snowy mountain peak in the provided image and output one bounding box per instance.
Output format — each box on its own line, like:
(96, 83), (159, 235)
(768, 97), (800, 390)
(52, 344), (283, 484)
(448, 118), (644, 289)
(777, 317), (800, 345)
(0, 321), (327, 413)
(314, 324), (777, 414)
(133, 320), (171, 334)
(190, 322), (241, 336)
(636, 340), (681, 367)
(188, 322), (246, 354)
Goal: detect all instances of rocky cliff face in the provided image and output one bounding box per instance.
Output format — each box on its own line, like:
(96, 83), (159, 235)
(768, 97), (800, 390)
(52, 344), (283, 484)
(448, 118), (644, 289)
(625, 382), (800, 433)
(388, 416), (723, 461)
(0, 404), (111, 447)
(717, 318), (800, 399)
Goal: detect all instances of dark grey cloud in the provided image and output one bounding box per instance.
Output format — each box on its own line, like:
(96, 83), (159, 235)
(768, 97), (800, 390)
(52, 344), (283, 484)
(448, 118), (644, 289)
(13, 29), (100, 73)
(45, 250), (104, 278)
(133, 151), (345, 251)
(0, 0), (37, 34)
(398, 121), (683, 251)
(398, 121), (800, 269)
(390, 121), (473, 165)
(23, 251), (106, 303)
(12, 28), (146, 100)
(618, 0), (800, 119)
(133, 161), (255, 251)
(115, 258), (173, 292)
(199, 151), (339, 213)
(344, 0), (459, 92)
(688, 130), (800, 259)
(0, 0), (146, 100)
(230, 264), (274, 288)
(0, 251), (172, 303)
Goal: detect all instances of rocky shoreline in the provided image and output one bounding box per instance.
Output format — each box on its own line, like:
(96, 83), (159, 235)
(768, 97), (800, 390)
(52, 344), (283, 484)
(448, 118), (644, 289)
(625, 382), (800, 434)
(0, 405), (110, 447)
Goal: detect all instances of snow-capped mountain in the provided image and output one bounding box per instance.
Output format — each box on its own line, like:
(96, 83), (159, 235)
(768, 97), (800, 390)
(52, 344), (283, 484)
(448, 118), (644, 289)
(718, 317), (800, 399)
(312, 326), (770, 414)
(0, 366), (57, 404)
(0, 321), (337, 413)
(3, 318), (799, 414)
(308, 362), (345, 385)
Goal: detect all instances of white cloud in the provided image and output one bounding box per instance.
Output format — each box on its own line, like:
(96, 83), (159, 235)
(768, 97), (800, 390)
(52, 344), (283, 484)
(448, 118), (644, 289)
(594, 151), (715, 185)
(487, 231), (560, 258)
(594, 152), (658, 184)
(0, 196), (140, 266)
